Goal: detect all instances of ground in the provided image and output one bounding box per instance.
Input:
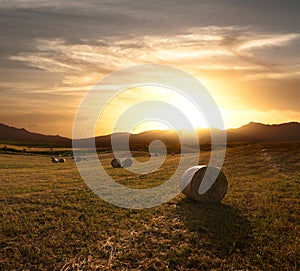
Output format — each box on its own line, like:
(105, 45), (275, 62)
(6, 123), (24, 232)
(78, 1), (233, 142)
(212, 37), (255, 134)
(0, 142), (299, 270)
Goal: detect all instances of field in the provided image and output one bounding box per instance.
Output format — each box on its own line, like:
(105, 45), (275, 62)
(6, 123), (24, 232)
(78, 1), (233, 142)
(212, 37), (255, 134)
(0, 142), (300, 270)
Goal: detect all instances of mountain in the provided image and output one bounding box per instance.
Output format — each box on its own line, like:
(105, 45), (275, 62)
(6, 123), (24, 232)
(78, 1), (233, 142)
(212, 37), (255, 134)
(89, 130), (181, 150)
(227, 122), (300, 142)
(0, 122), (300, 148)
(91, 122), (300, 150)
(0, 123), (71, 146)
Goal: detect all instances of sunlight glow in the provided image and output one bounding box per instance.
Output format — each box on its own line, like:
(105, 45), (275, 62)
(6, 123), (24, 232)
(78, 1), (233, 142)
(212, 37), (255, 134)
(96, 85), (209, 136)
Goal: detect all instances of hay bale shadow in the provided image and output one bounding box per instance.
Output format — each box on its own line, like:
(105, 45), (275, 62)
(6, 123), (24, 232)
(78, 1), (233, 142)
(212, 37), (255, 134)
(176, 198), (253, 257)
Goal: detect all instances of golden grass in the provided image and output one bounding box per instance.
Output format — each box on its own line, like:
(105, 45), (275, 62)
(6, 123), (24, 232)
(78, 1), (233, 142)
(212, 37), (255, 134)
(0, 142), (299, 270)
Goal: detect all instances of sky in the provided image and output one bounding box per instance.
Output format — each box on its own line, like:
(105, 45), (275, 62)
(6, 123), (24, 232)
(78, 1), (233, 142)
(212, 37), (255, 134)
(0, 0), (299, 137)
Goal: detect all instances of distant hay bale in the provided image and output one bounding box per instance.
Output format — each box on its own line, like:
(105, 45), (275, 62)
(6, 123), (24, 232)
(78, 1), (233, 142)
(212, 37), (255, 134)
(111, 158), (133, 168)
(52, 157), (65, 163)
(111, 158), (121, 168)
(51, 156), (59, 163)
(179, 165), (228, 203)
(122, 158), (133, 168)
(58, 158), (66, 163)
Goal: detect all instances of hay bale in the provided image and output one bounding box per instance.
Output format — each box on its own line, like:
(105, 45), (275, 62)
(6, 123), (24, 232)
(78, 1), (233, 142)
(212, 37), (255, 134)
(122, 158), (133, 168)
(179, 165), (228, 203)
(111, 158), (121, 168)
(51, 157), (58, 163)
(111, 158), (133, 168)
(58, 158), (66, 163)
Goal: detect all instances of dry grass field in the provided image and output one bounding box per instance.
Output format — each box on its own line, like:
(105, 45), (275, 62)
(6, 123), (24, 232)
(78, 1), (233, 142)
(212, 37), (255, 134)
(0, 142), (299, 270)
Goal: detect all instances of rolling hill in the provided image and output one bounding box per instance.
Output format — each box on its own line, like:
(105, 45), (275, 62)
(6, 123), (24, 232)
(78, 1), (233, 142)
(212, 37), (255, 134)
(1, 122), (300, 148)
(227, 122), (300, 142)
(0, 123), (71, 147)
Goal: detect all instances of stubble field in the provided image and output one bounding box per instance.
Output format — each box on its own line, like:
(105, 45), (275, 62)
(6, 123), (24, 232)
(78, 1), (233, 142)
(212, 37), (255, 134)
(0, 142), (299, 270)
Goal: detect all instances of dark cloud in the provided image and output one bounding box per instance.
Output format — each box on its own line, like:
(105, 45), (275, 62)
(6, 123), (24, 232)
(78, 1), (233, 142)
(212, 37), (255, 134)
(1, 1), (299, 43)
(1, 0), (299, 63)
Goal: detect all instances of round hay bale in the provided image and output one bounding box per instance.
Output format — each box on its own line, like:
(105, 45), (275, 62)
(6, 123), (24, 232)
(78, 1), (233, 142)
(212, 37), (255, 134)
(58, 158), (66, 163)
(111, 158), (121, 168)
(179, 165), (228, 203)
(51, 157), (58, 163)
(122, 158), (133, 168)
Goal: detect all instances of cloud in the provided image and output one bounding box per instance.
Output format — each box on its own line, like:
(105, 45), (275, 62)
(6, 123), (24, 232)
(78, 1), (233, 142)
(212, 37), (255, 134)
(1, 2), (300, 136)
(0, 0), (55, 8)
(9, 53), (82, 73)
(243, 70), (300, 80)
(236, 33), (300, 53)
(0, 81), (42, 90)
(7, 26), (300, 87)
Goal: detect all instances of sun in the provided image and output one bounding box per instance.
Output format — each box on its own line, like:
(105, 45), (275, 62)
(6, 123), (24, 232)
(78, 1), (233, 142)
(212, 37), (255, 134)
(95, 85), (210, 136)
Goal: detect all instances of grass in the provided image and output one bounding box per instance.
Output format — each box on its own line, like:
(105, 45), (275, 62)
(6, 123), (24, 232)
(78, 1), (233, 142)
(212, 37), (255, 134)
(0, 142), (299, 270)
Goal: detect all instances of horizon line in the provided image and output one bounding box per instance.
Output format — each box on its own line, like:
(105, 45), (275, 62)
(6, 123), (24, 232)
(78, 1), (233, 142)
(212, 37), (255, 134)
(2, 121), (300, 140)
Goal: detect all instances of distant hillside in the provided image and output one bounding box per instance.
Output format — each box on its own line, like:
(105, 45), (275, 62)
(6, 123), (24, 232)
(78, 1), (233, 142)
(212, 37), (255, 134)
(75, 130), (181, 151)
(0, 123), (71, 147)
(1, 121), (300, 148)
(227, 122), (300, 142)
(91, 122), (300, 149)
